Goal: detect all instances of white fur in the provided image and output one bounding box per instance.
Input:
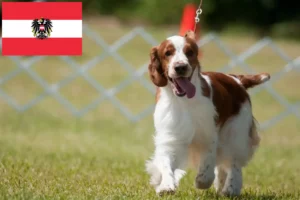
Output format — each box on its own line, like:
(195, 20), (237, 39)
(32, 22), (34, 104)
(167, 36), (193, 79)
(201, 74), (213, 99)
(260, 74), (270, 83)
(214, 100), (256, 196)
(146, 36), (259, 197)
(228, 75), (242, 85)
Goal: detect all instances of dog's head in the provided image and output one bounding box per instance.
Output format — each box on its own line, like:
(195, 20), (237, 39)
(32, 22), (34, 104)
(148, 31), (200, 98)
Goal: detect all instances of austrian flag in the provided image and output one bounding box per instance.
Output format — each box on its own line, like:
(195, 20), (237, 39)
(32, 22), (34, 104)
(2, 2), (82, 56)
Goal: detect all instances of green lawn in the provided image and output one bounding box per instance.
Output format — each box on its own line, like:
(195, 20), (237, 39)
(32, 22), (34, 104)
(0, 19), (300, 199)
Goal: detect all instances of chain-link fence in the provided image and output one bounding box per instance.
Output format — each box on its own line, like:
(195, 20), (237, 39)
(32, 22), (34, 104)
(1, 25), (299, 130)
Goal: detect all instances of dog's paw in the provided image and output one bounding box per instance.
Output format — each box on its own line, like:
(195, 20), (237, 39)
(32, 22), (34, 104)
(145, 160), (162, 187)
(213, 178), (225, 194)
(195, 169), (215, 189)
(221, 185), (241, 197)
(174, 169), (186, 187)
(156, 181), (176, 196)
(221, 179), (242, 197)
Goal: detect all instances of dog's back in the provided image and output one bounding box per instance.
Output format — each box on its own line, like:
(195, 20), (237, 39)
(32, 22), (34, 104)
(189, 71), (269, 171)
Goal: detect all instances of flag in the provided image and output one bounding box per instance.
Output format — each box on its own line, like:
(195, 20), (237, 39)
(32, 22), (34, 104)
(1, 2), (82, 56)
(179, 4), (197, 37)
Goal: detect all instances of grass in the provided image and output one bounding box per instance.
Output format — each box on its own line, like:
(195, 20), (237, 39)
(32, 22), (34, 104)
(0, 19), (300, 199)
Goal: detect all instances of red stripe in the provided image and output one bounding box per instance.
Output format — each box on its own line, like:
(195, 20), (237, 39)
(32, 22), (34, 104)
(2, 2), (82, 20)
(2, 38), (82, 56)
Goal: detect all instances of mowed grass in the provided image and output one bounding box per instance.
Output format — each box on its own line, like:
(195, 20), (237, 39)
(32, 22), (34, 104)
(0, 19), (300, 199)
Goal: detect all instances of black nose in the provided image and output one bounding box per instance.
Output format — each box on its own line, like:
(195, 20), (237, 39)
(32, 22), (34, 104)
(174, 64), (188, 75)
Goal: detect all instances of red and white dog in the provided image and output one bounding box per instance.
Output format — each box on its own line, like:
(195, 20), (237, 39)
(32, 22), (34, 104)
(145, 31), (270, 197)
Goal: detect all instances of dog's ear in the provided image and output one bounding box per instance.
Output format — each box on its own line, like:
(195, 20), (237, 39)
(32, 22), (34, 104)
(148, 46), (168, 87)
(184, 30), (196, 40)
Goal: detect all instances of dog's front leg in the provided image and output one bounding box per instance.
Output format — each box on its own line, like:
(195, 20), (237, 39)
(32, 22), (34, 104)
(146, 139), (190, 196)
(155, 157), (175, 195)
(149, 143), (177, 196)
(194, 128), (218, 190)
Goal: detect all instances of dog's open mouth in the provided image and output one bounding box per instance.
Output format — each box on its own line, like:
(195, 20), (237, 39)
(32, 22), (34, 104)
(169, 77), (196, 99)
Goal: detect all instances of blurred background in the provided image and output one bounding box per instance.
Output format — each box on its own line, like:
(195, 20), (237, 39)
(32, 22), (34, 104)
(0, 0), (300, 199)
(1, 0), (300, 39)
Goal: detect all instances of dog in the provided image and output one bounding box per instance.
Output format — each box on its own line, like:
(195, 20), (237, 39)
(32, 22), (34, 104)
(145, 31), (270, 197)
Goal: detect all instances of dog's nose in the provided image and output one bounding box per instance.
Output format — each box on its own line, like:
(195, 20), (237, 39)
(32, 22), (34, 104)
(174, 64), (188, 75)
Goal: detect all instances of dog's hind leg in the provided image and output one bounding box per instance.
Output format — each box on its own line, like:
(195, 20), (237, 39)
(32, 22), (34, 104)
(217, 101), (259, 197)
(214, 166), (227, 194)
(194, 131), (218, 190)
(221, 161), (243, 197)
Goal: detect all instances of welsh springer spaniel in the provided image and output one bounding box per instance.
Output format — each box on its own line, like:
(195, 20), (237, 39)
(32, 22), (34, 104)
(145, 31), (270, 197)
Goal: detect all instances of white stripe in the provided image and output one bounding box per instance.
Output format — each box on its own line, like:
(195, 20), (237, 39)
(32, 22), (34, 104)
(2, 20), (82, 38)
(201, 74), (213, 100)
(227, 74), (242, 85)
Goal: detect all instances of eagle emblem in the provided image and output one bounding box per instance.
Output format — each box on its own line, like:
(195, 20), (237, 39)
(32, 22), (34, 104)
(31, 17), (53, 39)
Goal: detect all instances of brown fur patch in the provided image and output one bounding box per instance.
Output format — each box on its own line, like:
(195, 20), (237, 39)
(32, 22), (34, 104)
(183, 38), (200, 72)
(148, 40), (177, 87)
(202, 72), (250, 126)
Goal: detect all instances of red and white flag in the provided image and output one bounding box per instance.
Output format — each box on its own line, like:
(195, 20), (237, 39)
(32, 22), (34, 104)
(2, 2), (82, 56)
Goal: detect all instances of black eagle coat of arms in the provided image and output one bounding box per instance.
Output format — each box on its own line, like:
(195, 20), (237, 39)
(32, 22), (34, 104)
(31, 18), (53, 39)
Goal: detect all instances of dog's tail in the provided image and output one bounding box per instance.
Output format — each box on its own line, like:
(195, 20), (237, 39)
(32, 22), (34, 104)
(229, 73), (271, 89)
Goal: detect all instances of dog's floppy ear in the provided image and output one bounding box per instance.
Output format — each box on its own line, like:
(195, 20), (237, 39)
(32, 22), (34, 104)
(148, 46), (167, 87)
(184, 30), (196, 40)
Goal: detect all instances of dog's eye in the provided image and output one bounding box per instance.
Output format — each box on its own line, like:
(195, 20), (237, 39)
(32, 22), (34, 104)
(186, 50), (194, 57)
(165, 51), (172, 57)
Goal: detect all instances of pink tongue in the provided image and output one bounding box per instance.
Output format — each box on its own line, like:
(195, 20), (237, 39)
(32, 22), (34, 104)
(175, 78), (196, 99)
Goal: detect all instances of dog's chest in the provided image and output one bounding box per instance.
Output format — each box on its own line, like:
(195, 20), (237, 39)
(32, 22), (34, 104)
(154, 91), (216, 143)
(182, 97), (215, 129)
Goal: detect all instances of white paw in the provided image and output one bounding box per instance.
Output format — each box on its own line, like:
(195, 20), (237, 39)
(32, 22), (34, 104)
(213, 169), (226, 193)
(156, 180), (176, 196)
(214, 179), (224, 194)
(145, 160), (161, 187)
(174, 169), (186, 187)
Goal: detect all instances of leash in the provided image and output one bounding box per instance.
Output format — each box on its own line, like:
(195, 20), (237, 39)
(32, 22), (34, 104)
(194, 0), (203, 33)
